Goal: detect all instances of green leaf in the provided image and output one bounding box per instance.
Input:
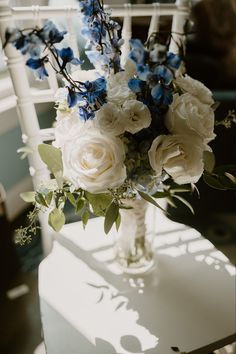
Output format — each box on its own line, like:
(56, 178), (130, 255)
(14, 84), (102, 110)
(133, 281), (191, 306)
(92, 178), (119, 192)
(54, 171), (64, 189)
(203, 151), (215, 173)
(173, 195), (194, 215)
(20, 191), (36, 203)
(166, 196), (177, 208)
(203, 172), (228, 190)
(104, 202), (119, 234)
(76, 198), (84, 213)
(81, 209), (90, 228)
(115, 212), (121, 231)
(66, 192), (77, 207)
(35, 192), (48, 207)
(45, 191), (53, 206)
(211, 101), (220, 111)
(85, 192), (112, 216)
(38, 144), (63, 175)
(48, 208), (65, 232)
(138, 191), (165, 212)
(151, 191), (169, 198)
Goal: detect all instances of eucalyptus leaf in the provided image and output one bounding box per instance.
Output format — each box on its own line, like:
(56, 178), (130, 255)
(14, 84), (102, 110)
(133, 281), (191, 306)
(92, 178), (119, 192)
(35, 192), (48, 207)
(76, 199), (84, 213)
(151, 191), (169, 198)
(211, 101), (220, 111)
(38, 144), (63, 175)
(82, 209), (90, 228)
(85, 192), (112, 216)
(48, 208), (65, 232)
(203, 172), (228, 190)
(173, 195), (194, 214)
(138, 191), (165, 212)
(66, 192), (77, 207)
(45, 191), (53, 206)
(104, 202), (119, 234)
(115, 212), (121, 231)
(20, 191), (36, 203)
(203, 151), (215, 173)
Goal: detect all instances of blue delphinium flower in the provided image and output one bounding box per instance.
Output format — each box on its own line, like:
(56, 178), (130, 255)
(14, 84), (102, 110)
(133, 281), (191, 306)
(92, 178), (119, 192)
(166, 52), (181, 70)
(83, 77), (107, 105)
(26, 57), (48, 80)
(128, 78), (145, 93)
(129, 39), (147, 65)
(56, 47), (83, 68)
(67, 88), (79, 108)
(78, 0), (100, 17)
(40, 20), (67, 44)
(79, 105), (95, 121)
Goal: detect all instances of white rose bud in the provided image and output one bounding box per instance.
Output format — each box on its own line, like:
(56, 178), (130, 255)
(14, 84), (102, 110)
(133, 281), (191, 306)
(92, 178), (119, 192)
(94, 103), (125, 136)
(148, 134), (205, 184)
(165, 93), (216, 144)
(107, 71), (136, 106)
(122, 100), (152, 134)
(61, 127), (127, 193)
(175, 75), (214, 106)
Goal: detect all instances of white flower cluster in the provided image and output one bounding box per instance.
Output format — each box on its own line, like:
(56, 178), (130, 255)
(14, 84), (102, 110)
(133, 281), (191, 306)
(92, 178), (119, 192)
(54, 70), (215, 193)
(148, 75), (215, 184)
(54, 68), (151, 193)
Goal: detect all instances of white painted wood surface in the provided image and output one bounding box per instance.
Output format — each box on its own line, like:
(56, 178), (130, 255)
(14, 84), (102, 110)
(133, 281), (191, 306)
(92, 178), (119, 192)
(39, 207), (236, 354)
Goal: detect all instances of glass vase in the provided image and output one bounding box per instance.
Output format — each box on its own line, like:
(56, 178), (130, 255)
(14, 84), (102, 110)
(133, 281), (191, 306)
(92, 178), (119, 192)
(114, 198), (154, 274)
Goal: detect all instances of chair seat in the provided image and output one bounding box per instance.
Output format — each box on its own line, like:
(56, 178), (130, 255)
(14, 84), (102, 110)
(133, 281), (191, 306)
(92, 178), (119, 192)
(39, 207), (236, 354)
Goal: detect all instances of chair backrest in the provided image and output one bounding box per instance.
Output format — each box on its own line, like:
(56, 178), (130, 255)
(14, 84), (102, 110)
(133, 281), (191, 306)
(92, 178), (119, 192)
(0, 0), (190, 253)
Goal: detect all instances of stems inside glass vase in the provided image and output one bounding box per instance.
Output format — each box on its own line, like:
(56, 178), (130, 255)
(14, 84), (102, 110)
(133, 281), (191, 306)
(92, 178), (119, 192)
(114, 199), (154, 274)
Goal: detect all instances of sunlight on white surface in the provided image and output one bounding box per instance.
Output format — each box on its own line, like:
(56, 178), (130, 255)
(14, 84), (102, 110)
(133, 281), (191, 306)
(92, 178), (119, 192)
(40, 242), (159, 354)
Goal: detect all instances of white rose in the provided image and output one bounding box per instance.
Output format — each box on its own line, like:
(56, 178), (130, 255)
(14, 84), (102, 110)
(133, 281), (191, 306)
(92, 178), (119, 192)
(175, 75), (214, 106)
(107, 71), (136, 106)
(148, 134), (205, 184)
(95, 103), (125, 136)
(62, 127), (127, 193)
(122, 100), (152, 134)
(165, 93), (216, 144)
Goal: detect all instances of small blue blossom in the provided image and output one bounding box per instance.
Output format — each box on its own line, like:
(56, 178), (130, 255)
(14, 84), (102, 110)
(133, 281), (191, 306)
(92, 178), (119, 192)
(136, 64), (150, 81)
(78, 0), (100, 17)
(128, 78), (145, 93)
(56, 47), (83, 68)
(40, 21), (66, 44)
(67, 88), (79, 108)
(151, 83), (173, 105)
(166, 52), (182, 70)
(84, 77), (107, 105)
(153, 65), (173, 85)
(129, 39), (147, 65)
(26, 57), (48, 80)
(79, 106), (95, 121)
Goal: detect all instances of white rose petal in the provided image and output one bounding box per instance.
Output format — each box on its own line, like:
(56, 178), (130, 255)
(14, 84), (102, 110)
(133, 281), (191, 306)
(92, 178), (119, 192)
(54, 113), (93, 148)
(148, 134), (205, 184)
(71, 69), (99, 83)
(175, 75), (214, 106)
(122, 100), (152, 134)
(95, 103), (125, 136)
(165, 93), (216, 144)
(61, 127), (127, 193)
(107, 71), (136, 106)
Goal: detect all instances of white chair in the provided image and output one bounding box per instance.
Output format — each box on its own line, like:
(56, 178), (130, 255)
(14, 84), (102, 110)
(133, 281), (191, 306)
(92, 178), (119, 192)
(1, 3), (235, 354)
(0, 0), (190, 254)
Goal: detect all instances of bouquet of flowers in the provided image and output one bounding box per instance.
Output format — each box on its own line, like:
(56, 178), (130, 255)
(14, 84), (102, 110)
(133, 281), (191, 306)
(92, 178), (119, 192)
(5, 0), (236, 245)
